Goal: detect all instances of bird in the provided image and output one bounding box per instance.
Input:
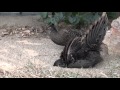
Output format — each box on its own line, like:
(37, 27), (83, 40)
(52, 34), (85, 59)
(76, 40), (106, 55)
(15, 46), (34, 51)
(48, 12), (82, 46)
(53, 12), (108, 68)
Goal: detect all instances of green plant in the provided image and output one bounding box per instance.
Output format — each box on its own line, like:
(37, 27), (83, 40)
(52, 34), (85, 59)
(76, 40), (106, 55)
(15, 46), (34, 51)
(40, 12), (100, 27)
(107, 12), (119, 19)
(40, 12), (119, 28)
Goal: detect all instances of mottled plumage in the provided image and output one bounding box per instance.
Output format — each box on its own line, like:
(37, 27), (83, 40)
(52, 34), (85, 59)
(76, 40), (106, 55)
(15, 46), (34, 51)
(49, 24), (82, 46)
(48, 12), (82, 46)
(53, 12), (108, 68)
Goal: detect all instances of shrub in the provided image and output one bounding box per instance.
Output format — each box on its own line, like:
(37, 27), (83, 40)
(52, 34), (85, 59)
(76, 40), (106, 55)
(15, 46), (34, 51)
(40, 12), (119, 28)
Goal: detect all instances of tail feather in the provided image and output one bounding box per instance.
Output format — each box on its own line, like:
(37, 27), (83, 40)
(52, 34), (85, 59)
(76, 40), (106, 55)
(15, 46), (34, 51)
(54, 12), (108, 68)
(86, 12), (108, 49)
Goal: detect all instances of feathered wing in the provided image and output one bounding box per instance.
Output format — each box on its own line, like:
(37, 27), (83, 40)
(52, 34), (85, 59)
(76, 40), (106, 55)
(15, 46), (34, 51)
(54, 12), (108, 68)
(68, 12), (108, 68)
(62, 37), (82, 65)
(67, 13), (107, 58)
(85, 12), (108, 50)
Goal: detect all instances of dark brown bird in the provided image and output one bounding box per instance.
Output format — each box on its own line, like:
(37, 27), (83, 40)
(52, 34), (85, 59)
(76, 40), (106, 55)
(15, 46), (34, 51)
(49, 24), (82, 46)
(53, 12), (108, 68)
(48, 12), (82, 46)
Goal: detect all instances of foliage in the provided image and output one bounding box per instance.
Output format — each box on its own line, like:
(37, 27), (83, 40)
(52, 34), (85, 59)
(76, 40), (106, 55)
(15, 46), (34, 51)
(107, 12), (119, 19)
(40, 12), (119, 28)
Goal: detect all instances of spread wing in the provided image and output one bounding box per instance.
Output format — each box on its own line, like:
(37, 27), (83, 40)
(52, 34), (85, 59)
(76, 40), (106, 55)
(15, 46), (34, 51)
(61, 12), (108, 65)
(85, 12), (108, 49)
(60, 37), (82, 64)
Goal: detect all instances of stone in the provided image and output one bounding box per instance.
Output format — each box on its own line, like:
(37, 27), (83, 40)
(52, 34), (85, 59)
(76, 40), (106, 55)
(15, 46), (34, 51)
(103, 17), (120, 55)
(1, 29), (10, 37)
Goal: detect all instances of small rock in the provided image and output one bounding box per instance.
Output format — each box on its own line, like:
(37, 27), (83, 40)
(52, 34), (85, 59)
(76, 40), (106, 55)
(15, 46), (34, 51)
(1, 24), (7, 29)
(23, 30), (31, 33)
(31, 32), (34, 35)
(111, 17), (120, 30)
(1, 29), (10, 36)
(25, 26), (30, 28)
(104, 17), (120, 55)
(39, 28), (44, 33)
(6, 27), (11, 30)
(18, 28), (22, 30)
(21, 30), (31, 37)
(22, 28), (26, 30)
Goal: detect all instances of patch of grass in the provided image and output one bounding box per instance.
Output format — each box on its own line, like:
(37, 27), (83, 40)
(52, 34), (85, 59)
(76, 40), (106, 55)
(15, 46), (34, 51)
(0, 61), (109, 78)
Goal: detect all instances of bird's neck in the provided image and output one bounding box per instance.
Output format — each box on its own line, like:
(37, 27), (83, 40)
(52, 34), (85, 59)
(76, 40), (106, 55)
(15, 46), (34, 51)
(50, 24), (58, 33)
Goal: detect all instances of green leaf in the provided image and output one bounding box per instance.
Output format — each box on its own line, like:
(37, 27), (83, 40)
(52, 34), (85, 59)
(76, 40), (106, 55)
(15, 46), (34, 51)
(51, 18), (58, 25)
(53, 12), (64, 23)
(56, 12), (64, 20)
(74, 15), (80, 25)
(40, 12), (48, 19)
(68, 16), (76, 24)
(40, 12), (113, 28)
(44, 18), (51, 24)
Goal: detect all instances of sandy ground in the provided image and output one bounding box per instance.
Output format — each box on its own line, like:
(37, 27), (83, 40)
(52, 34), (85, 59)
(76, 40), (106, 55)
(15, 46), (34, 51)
(0, 15), (120, 78)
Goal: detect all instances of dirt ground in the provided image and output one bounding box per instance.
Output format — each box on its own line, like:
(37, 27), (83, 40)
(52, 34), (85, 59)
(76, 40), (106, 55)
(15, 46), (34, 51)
(0, 15), (120, 78)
